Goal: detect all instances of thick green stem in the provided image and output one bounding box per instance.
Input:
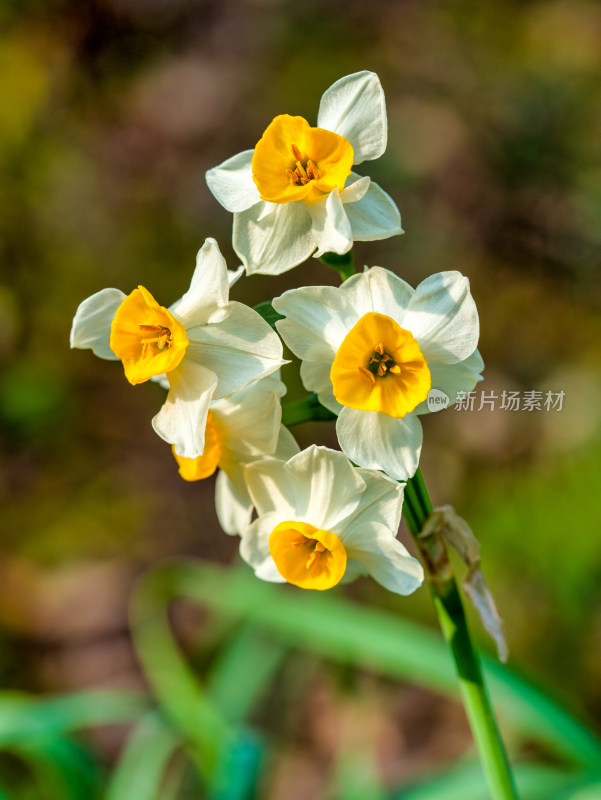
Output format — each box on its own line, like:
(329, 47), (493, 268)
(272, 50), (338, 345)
(404, 470), (518, 800)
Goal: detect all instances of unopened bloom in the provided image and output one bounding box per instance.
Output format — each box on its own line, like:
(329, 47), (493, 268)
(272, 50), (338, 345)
(239, 445), (423, 594)
(172, 374), (299, 535)
(206, 71), (402, 276)
(70, 238), (285, 458)
(273, 268), (483, 481)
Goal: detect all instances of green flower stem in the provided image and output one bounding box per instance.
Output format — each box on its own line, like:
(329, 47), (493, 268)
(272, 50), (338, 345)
(319, 250), (356, 281)
(281, 394), (337, 426)
(404, 469), (518, 800)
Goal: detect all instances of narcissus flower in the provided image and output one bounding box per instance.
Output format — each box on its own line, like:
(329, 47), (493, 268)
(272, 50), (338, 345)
(273, 268), (483, 481)
(206, 71), (402, 276)
(70, 238), (285, 459)
(172, 374), (299, 535)
(239, 445), (424, 594)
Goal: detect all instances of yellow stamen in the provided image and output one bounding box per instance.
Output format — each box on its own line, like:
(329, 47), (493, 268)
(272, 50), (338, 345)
(330, 312), (432, 418)
(172, 411), (221, 481)
(269, 521), (347, 590)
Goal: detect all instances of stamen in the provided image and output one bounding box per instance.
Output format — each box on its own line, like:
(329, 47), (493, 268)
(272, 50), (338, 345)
(305, 551), (318, 569)
(138, 324), (172, 357)
(286, 153), (322, 186)
(359, 366), (376, 384)
(366, 342), (400, 379)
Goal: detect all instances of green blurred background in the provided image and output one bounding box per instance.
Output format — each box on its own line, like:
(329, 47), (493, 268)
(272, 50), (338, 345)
(2, 0), (601, 796)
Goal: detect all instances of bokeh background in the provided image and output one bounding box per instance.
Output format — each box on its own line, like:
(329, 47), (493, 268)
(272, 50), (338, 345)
(2, 0), (601, 796)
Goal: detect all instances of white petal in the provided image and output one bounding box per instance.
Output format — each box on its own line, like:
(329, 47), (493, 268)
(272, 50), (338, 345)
(402, 271), (479, 364)
(307, 189), (353, 258)
(344, 181), (403, 242)
(284, 445), (364, 531)
(213, 377), (285, 457)
(205, 149), (261, 213)
(340, 172), (371, 204)
(337, 469), (404, 534)
(170, 239), (230, 327)
(344, 522), (424, 595)
(336, 407), (423, 481)
(215, 470), (253, 536)
(152, 360), (217, 459)
(151, 373), (170, 391)
(414, 349), (485, 415)
(339, 266), (414, 320)
(186, 301), (284, 400)
(228, 265), (245, 287)
(299, 360), (342, 416)
(243, 458), (296, 518)
(317, 71), (387, 165)
(274, 425), (301, 460)
(239, 512), (285, 582)
(274, 285), (357, 361)
(70, 288), (125, 360)
(233, 201), (315, 276)
(339, 559), (368, 584)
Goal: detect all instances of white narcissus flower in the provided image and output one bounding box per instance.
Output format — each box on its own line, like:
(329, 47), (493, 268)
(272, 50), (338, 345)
(171, 374), (299, 536)
(239, 445), (424, 595)
(273, 268), (483, 481)
(206, 71), (402, 276)
(70, 238), (286, 459)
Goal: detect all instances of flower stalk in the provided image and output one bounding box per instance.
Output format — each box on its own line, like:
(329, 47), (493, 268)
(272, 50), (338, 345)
(403, 469), (518, 800)
(319, 250), (356, 281)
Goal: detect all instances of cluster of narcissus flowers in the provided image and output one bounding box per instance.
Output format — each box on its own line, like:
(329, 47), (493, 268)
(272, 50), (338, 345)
(71, 70), (483, 597)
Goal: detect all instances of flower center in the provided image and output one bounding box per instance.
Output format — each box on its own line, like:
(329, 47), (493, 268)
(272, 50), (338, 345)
(110, 286), (189, 385)
(285, 143), (322, 186)
(172, 411), (221, 481)
(330, 312), (432, 418)
(269, 520), (347, 590)
(363, 342), (402, 381)
(252, 114), (354, 205)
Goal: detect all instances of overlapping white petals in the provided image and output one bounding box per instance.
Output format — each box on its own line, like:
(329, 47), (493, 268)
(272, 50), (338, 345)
(273, 285), (355, 360)
(153, 360), (217, 459)
(233, 200), (315, 276)
(213, 379), (300, 536)
(186, 301), (285, 400)
(317, 71), (387, 165)
(344, 181), (403, 241)
(307, 189), (353, 258)
(401, 271), (479, 363)
(342, 522), (424, 595)
(413, 350), (484, 415)
(207, 71), (401, 275)
(239, 445), (424, 596)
